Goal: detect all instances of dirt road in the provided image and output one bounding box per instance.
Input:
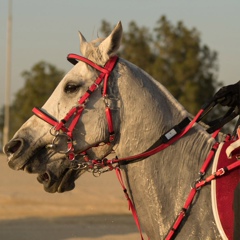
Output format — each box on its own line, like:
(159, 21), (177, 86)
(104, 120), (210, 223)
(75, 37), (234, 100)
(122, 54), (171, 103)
(0, 154), (146, 240)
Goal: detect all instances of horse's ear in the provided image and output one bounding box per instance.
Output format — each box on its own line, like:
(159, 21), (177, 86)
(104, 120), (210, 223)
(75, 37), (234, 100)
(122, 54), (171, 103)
(78, 31), (88, 56)
(99, 21), (122, 60)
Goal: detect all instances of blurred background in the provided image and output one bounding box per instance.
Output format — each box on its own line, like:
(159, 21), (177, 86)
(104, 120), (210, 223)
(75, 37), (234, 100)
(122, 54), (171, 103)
(1, 0), (240, 145)
(0, 0), (240, 239)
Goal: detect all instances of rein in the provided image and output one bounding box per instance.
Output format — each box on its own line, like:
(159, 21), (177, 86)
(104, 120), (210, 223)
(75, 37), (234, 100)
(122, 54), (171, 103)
(32, 54), (240, 240)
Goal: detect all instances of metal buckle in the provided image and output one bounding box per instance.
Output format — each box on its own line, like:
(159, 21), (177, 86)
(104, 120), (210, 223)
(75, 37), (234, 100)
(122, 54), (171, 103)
(191, 173), (204, 190)
(69, 161), (88, 170)
(103, 95), (110, 107)
(50, 126), (59, 136)
(92, 168), (102, 177)
(51, 133), (73, 154)
(218, 168), (225, 176)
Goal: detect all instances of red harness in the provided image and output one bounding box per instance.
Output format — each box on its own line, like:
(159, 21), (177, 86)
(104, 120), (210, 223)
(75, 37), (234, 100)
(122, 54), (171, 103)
(33, 54), (118, 161)
(32, 54), (240, 240)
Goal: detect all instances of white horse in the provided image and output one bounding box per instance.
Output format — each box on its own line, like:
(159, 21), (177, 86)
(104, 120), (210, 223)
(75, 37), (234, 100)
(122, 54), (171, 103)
(4, 22), (224, 239)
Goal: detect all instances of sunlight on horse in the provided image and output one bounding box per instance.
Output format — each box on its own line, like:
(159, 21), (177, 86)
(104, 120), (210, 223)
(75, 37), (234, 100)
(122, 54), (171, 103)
(3, 22), (227, 239)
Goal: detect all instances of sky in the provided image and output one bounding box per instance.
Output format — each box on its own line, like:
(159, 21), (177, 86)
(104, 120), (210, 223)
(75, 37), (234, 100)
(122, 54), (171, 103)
(0, 0), (240, 109)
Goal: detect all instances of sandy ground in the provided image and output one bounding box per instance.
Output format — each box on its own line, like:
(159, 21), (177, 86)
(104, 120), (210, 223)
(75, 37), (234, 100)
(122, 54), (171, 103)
(0, 154), (147, 240)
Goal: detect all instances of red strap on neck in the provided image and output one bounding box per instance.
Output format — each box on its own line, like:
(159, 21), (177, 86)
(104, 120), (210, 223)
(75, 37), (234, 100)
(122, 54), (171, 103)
(110, 109), (204, 164)
(115, 168), (145, 240)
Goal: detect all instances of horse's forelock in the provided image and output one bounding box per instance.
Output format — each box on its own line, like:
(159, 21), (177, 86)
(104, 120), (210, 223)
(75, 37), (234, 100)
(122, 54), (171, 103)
(83, 38), (106, 66)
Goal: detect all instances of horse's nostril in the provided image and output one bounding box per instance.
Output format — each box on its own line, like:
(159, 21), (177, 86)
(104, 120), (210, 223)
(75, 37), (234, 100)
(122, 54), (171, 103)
(4, 139), (23, 156)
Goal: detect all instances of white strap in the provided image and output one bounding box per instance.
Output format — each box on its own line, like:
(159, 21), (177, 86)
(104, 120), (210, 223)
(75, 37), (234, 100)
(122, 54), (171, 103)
(211, 142), (228, 240)
(226, 139), (240, 158)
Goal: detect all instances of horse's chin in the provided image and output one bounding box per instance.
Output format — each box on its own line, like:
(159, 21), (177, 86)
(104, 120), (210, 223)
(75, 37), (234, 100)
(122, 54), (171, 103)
(13, 146), (81, 193)
(37, 168), (79, 193)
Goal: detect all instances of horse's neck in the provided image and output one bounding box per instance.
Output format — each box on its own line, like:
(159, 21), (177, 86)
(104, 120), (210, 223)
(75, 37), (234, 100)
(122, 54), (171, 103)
(115, 59), (191, 155)
(121, 131), (215, 238)
(115, 58), (215, 161)
(114, 60), (217, 238)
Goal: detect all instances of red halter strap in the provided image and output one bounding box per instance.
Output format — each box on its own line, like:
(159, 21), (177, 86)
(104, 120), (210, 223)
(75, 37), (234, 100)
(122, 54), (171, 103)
(32, 54), (118, 160)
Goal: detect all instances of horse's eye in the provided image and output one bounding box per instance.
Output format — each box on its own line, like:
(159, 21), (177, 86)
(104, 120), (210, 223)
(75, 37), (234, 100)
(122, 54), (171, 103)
(64, 83), (81, 94)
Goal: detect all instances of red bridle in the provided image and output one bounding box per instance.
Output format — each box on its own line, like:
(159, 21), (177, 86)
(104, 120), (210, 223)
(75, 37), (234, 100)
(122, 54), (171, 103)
(32, 52), (210, 169)
(32, 54), (119, 161)
(31, 53), (240, 240)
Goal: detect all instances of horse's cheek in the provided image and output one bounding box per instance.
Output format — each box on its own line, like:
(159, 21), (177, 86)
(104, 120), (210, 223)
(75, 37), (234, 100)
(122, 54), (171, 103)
(85, 117), (107, 143)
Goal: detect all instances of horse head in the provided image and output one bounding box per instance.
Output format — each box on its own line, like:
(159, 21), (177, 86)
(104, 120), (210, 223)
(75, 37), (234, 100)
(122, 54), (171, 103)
(3, 22), (123, 193)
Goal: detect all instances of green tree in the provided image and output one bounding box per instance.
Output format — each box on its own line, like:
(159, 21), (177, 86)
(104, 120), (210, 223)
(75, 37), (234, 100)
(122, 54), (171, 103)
(9, 61), (65, 137)
(121, 21), (155, 73)
(100, 17), (220, 115)
(152, 16), (219, 114)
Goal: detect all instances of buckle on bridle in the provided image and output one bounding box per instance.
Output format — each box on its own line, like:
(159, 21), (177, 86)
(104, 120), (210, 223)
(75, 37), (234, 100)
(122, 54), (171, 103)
(217, 167), (226, 176)
(46, 133), (73, 154)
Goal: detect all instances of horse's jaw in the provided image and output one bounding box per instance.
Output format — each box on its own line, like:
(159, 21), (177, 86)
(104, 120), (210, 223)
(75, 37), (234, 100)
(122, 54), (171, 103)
(36, 161), (83, 193)
(5, 142), (83, 193)
(4, 123), (113, 194)
(26, 154), (83, 193)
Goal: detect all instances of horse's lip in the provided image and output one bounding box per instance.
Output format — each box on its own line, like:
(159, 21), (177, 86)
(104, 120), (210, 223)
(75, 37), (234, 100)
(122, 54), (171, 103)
(58, 169), (76, 192)
(8, 158), (28, 171)
(14, 144), (77, 193)
(37, 168), (76, 193)
(8, 145), (48, 171)
(37, 172), (50, 183)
